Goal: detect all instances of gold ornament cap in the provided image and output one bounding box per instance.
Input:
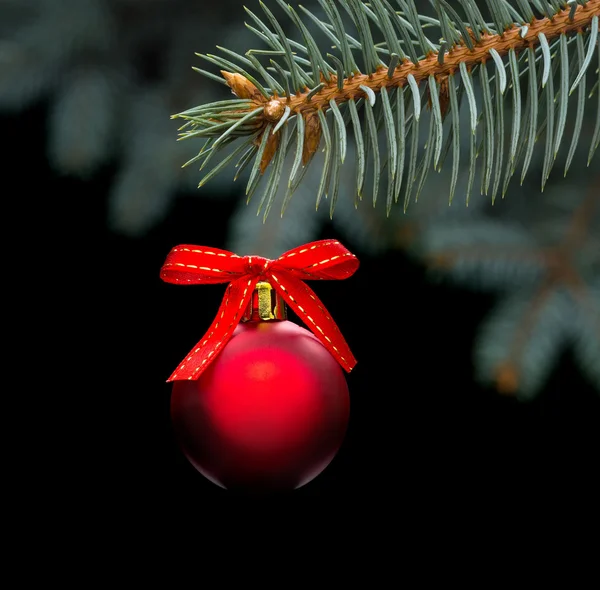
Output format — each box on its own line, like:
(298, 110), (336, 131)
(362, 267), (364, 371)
(241, 281), (287, 322)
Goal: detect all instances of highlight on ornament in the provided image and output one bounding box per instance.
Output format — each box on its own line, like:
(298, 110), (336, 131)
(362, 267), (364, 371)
(160, 240), (359, 492)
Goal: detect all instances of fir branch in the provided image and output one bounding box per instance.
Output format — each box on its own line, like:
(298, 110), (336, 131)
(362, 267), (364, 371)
(418, 182), (600, 399)
(173, 0), (600, 216)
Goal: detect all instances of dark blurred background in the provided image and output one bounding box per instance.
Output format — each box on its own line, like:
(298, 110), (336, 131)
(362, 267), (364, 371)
(4, 0), (598, 508)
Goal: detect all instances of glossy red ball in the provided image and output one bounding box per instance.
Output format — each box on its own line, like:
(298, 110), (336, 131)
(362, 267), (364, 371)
(170, 320), (350, 492)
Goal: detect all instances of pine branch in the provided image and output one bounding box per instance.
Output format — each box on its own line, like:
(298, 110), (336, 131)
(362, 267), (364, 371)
(173, 0), (600, 218)
(418, 181), (599, 399)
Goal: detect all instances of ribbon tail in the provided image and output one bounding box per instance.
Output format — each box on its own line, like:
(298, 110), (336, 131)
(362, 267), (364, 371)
(267, 271), (357, 373)
(167, 276), (259, 381)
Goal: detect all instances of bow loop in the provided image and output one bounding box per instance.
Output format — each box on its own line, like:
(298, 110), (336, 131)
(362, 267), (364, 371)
(271, 240), (358, 281)
(160, 240), (359, 381)
(160, 245), (247, 285)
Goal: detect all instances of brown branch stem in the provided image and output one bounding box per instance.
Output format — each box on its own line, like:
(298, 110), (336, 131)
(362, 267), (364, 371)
(250, 0), (600, 121)
(494, 278), (554, 395)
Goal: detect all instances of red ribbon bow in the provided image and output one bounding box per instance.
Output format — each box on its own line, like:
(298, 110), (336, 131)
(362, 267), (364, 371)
(160, 239), (359, 381)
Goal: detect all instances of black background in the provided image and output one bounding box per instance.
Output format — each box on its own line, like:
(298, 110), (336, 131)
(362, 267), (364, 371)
(9, 96), (599, 514)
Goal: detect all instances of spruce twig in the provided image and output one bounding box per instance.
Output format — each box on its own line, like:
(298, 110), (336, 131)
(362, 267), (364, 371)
(173, 0), (600, 217)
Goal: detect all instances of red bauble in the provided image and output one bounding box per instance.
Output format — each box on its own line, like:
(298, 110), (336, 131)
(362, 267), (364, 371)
(170, 320), (350, 492)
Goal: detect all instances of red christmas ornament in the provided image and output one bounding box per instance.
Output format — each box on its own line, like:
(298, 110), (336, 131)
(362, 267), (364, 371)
(171, 314), (350, 491)
(160, 240), (359, 492)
